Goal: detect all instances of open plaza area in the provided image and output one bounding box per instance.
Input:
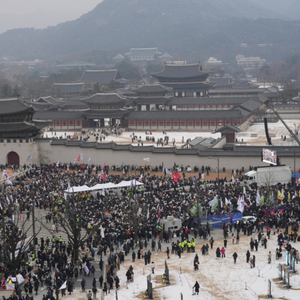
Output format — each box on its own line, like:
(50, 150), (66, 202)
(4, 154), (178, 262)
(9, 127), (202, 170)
(0, 162), (299, 300)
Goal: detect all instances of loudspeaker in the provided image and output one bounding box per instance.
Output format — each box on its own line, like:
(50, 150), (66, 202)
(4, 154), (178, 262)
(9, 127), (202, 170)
(264, 118), (272, 145)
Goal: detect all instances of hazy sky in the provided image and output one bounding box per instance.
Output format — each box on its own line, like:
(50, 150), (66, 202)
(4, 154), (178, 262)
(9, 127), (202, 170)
(0, 0), (102, 32)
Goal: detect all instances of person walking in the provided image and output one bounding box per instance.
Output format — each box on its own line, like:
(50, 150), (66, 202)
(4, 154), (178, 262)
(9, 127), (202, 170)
(232, 233), (235, 244)
(246, 250), (250, 263)
(81, 278), (86, 292)
(233, 252), (238, 264)
(221, 247), (226, 258)
(193, 281), (200, 295)
(166, 247), (170, 259)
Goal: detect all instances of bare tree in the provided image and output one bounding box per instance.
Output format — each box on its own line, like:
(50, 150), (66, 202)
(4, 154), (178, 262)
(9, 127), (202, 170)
(0, 194), (41, 276)
(59, 196), (100, 263)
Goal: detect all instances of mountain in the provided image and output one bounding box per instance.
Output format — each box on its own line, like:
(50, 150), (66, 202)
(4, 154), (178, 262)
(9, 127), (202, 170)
(0, 0), (299, 62)
(249, 0), (300, 20)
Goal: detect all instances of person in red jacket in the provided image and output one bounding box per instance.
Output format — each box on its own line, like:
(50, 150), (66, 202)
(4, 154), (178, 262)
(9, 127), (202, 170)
(221, 247), (226, 258)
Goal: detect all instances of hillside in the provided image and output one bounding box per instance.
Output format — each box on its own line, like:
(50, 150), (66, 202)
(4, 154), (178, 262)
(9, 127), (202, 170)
(0, 0), (299, 62)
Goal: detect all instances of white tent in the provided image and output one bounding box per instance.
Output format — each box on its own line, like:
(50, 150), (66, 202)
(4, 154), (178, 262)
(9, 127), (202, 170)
(64, 180), (144, 197)
(64, 185), (90, 193)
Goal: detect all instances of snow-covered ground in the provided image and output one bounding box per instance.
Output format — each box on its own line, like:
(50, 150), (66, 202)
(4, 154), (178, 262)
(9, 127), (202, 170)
(43, 130), (221, 148)
(236, 120), (300, 146)
(61, 231), (300, 300)
(43, 119), (300, 148)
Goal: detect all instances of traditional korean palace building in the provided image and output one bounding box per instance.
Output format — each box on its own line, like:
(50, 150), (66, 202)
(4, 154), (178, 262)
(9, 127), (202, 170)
(0, 98), (48, 165)
(6, 62), (271, 132)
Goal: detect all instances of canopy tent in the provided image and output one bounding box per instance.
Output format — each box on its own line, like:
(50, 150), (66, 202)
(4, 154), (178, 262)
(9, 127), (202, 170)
(64, 180), (143, 197)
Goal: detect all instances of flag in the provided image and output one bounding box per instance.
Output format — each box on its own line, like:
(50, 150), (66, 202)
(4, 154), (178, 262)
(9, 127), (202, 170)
(256, 190), (260, 206)
(143, 158), (149, 162)
(138, 174), (143, 182)
(100, 226), (105, 238)
(219, 197), (223, 208)
(209, 196), (217, 207)
(232, 174), (235, 183)
(19, 215), (22, 220)
(80, 153), (83, 161)
(84, 264), (89, 275)
(237, 200), (244, 213)
(259, 194), (264, 207)
(16, 274), (24, 285)
(213, 196), (219, 210)
(27, 154), (32, 160)
(277, 190), (283, 201)
(243, 186), (246, 195)
(190, 202), (202, 217)
(244, 201), (249, 208)
(172, 172), (178, 182)
(147, 207), (150, 219)
(7, 168), (13, 174)
(105, 211), (112, 218)
(137, 207), (142, 216)
(101, 173), (106, 181)
(225, 197), (231, 205)
(166, 168), (172, 175)
(88, 158), (91, 163)
(59, 281), (67, 290)
(77, 154), (80, 162)
(176, 171), (181, 179)
(6, 179), (13, 185)
(296, 178), (299, 186)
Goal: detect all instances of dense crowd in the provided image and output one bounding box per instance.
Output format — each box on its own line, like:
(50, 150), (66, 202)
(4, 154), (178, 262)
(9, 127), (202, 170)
(0, 162), (299, 299)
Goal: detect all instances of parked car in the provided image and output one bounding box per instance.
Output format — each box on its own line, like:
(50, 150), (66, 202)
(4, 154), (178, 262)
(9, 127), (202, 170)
(238, 216), (257, 224)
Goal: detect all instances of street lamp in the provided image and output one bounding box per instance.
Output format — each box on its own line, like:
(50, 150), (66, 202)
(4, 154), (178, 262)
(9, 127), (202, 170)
(208, 156), (220, 192)
(285, 149), (296, 190)
(208, 156), (220, 213)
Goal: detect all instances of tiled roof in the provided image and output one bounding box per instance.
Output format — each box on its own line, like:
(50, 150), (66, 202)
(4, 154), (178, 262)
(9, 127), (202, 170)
(34, 111), (84, 120)
(126, 48), (161, 57)
(152, 63), (208, 79)
(52, 83), (84, 94)
(80, 93), (126, 104)
(133, 84), (171, 94)
(0, 122), (37, 132)
(36, 96), (65, 106)
(81, 69), (120, 85)
(215, 125), (240, 133)
(0, 98), (33, 115)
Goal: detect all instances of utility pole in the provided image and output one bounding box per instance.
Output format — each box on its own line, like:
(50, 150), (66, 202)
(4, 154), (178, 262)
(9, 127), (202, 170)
(32, 183), (36, 257)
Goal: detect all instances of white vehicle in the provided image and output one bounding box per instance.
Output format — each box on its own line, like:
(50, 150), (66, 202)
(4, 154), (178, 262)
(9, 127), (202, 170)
(244, 165), (291, 187)
(239, 216), (257, 224)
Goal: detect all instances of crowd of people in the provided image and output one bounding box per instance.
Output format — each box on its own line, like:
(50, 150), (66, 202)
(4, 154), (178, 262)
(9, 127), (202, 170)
(0, 161), (299, 299)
